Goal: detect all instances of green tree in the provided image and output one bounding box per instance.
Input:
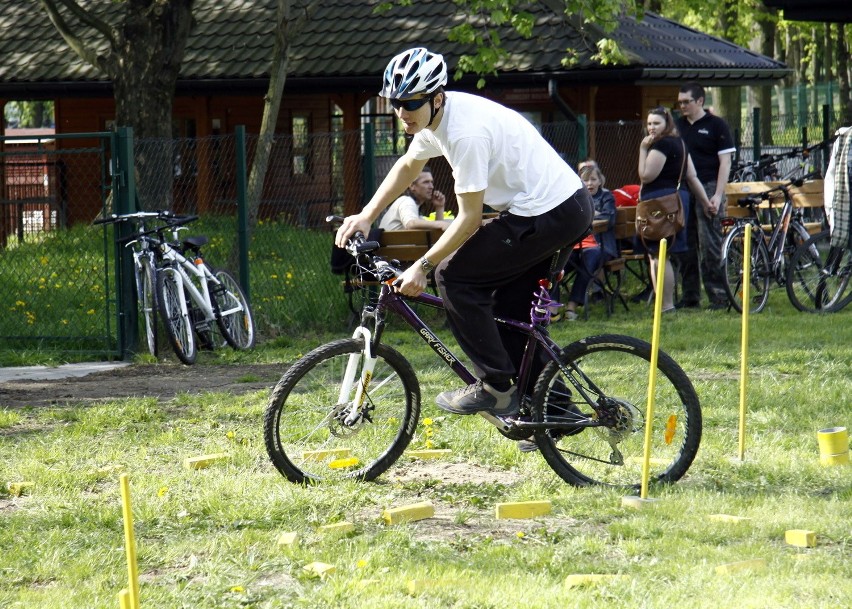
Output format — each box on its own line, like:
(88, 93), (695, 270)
(4, 101), (55, 128)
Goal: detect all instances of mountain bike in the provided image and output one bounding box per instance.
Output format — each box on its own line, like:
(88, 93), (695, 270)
(155, 216), (255, 364)
(93, 211), (195, 357)
(786, 229), (852, 313)
(263, 218), (702, 487)
(720, 174), (821, 313)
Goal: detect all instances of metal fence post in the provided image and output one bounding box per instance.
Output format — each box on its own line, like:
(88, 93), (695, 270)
(115, 126), (138, 358)
(235, 125), (250, 300)
(751, 107), (761, 165)
(363, 122), (375, 203)
(577, 114), (588, 163)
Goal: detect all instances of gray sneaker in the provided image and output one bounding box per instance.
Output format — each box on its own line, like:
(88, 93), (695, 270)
(517, 436), (539, 452)
(435, 381), (519, 416)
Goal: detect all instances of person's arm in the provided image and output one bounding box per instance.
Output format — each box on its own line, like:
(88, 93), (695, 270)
(394, 189), (484, 297)
(403, 217), (452, 230)
(596, 190), (616, 228)
(431, 189), (446, 221)
(335, 153), (427, 247)
(686, 156), (713, 216)
(712, 151), (732, 206)
(638, 136), (666, 183)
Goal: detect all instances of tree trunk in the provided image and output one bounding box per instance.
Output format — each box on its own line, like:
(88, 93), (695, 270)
(110, 1), (194, 209)
(756, 9), (776, 145)
(40, 0), (194, 210)
(246, 0), (291, 238)
(838, 24), (852, 126)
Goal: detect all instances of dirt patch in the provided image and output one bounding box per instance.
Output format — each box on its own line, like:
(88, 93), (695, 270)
(0, 363), (288, 409)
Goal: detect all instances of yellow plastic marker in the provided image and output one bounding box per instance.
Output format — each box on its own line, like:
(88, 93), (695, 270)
(715, 559), (766, 575)
(407, 449), (453, 459)
(302, 448), (351, 461)
(277, 531), (299, 547)
(318, 521), (355, 534)
(183, 453), (229, 470)
(785, 529), (817, 548)
(6, 481), (33, 497)
(303, 562), (336, 578)
(382, 501), (435, 525)
(639, 237), (667, 500)
(738, 227), (752, 461)
(119, 474), (141, 609)
(495, 500), (552, 520)
(708, 514), (752, 524)
(407, 579), (435, 594)
(565, 574), (626, 588)
(328, 457), (359, 469)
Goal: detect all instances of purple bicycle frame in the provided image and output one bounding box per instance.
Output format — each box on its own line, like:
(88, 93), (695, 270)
(367, 282), (564, 411)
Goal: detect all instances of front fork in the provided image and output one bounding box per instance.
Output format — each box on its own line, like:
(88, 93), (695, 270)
(340, 326), (378, 425)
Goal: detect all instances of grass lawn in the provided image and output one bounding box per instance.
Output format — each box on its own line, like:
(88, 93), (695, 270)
(1, 292), (850, 608)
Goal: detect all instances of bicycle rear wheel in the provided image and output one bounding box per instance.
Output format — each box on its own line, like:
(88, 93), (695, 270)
(531, 334), (701, 488)
(264, 338), (420, 483)
(157, 267), (197, 365)
(786, 230), (828, 312)
(136, 257), (158, 356)
(211, 269), (255, 350)
(722, 224), (770, 313)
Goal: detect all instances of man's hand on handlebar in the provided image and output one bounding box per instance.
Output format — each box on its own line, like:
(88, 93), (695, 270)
(335, 214), (372, 249)
(395, 264), (428, 297)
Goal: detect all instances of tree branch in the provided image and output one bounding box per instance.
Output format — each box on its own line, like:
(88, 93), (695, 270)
(38, 0), (115, 69)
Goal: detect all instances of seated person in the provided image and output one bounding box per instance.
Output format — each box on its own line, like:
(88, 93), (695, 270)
(552, 165), (617, 320)
(378, 166), (452, 231)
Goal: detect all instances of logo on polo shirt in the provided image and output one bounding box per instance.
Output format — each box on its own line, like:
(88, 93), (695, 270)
(698, 128), (710, 135)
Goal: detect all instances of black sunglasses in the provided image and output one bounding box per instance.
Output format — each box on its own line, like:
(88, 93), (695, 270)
(390, 95), (434, 112)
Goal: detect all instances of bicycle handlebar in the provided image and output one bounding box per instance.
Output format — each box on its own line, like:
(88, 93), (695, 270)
(735, 141), (829, 172)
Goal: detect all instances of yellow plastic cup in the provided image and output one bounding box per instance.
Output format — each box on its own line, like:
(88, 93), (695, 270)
(817, 427), (849, 466)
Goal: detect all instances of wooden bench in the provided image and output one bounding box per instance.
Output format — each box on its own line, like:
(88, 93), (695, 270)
(612, 206), (652, 303)
(377, 228), (443, 265)
(725, 179), (824, 235)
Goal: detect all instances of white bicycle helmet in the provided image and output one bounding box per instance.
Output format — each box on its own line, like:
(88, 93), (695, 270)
(380, 47), (448, 99)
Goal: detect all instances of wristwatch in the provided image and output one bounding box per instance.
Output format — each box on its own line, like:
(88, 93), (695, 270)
(420, 257), (435, 273)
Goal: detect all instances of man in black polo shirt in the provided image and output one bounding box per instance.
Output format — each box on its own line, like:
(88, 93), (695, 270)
(675, 82), (736, 309)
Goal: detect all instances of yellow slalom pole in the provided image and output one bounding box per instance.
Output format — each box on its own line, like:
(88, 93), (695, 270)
(118, 589), (131, 609)
(738, 227), (752, 461)
(119, 474), (141, 609)
(640, 238), (667, 499)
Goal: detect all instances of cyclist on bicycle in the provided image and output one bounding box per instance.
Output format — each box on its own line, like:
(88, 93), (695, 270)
(335, 47), (593, 417)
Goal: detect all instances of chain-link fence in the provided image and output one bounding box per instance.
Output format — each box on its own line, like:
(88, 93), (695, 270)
(0, 132), (115, 353)
(2, 105), (844, 356)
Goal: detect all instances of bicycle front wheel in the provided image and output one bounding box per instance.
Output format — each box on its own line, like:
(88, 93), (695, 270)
(264, 338), (420, 483)
(811, 232), (852, 312)
(786, 230), (828, 312)
(722, 224), (770, 313)
(211, 269), (255, 350)
(531, 334), (701, 488)
(136, 256), (158, 356)
(157, 267), (197, 365)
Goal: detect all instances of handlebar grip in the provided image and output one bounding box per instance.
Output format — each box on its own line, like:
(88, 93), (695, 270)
(357, 240), (381, 252)
(738, 196), (760, 207)
(93, 215), (119, 225)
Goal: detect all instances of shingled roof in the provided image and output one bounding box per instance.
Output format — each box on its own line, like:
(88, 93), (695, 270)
(0, 0), (789, 97)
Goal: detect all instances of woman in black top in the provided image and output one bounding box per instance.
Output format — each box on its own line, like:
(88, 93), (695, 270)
(637, 107), (710, 312)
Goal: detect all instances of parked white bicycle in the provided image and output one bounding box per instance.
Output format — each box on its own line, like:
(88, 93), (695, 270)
(155, 215), (255, 364)
(96, 210), (255, 364)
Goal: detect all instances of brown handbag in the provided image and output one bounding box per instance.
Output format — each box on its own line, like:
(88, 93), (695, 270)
(636, 140), (687, 242)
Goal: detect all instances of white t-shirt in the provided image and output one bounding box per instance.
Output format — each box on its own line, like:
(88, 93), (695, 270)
(406, 91), (583, 216)
(378, 194), (420, 230)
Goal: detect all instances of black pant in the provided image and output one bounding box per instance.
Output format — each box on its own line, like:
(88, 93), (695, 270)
(435, 189), (594, 386)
